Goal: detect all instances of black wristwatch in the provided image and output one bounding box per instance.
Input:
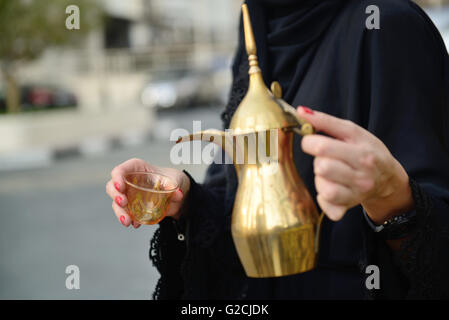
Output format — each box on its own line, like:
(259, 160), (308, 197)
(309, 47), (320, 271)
(362, 208), (418, 240)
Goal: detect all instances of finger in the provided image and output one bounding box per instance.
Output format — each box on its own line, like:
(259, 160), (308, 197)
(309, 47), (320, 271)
(132, 221), (141, 229)
(111, 158), (148, 192)
(106, 180), (128, 207)
(297, 106), (362, 142)
(315, 175), (356, 206)
(302, 135), (362, 168)
(317, 194), (347, 222)
(112, 201), (131, 227)
(314, 157), (355, 187)
(105, 179), (115, 198)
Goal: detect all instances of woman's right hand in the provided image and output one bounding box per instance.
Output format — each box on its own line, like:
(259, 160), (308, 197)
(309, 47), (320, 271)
(105, 158), (190, 228)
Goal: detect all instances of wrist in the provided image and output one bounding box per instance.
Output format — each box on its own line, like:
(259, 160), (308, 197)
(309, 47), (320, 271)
(362, 207), (418, 241)
(362, 161), (414, 224)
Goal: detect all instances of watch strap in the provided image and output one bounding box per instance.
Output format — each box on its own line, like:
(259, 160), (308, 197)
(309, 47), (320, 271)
(362, 208), (418, 240)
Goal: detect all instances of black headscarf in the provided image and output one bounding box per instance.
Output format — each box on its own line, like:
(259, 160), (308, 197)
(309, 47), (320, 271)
(235, 0), (345, 90)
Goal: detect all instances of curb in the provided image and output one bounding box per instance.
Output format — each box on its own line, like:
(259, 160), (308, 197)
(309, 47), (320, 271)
(0, 129), (154, 172)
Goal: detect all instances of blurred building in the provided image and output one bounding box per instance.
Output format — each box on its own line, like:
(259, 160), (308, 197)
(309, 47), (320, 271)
(418, 0), (449, 48)
(18, 0), (241, 113)
(0, 0), (242, 157)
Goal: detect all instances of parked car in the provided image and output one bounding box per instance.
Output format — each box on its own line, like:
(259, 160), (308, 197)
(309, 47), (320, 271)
(140, 67), (231, 110)
(21, 84), (78, 110)
(0, 84), (78, 113)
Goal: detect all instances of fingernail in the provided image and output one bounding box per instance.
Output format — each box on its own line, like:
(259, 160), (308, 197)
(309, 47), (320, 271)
(300, 106), (314, 115)
(114, 182), (120, 191)
(178, 188), (184, 196)
(115, 196), (122, 207)
(120, 215), (126, 226)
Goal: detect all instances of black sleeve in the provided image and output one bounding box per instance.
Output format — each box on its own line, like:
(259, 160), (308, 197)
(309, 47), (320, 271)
(149, 163), (247, 299)
(360, 1), (449, 299)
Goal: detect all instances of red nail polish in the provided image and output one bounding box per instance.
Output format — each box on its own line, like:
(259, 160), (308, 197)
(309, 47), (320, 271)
(178, 188), (184, 196)
(301, 106), (314, 115)
(115, 196), (122, 206)
(114, 182), (120, 191)
(120, 215), (126, 225)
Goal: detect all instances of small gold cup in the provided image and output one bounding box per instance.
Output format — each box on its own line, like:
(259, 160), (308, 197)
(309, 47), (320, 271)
(124, 172), (178, 225)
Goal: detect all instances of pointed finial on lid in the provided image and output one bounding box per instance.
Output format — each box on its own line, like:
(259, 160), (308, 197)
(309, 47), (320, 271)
(242, 4), (261, 75)
(230, 4), (301, 134)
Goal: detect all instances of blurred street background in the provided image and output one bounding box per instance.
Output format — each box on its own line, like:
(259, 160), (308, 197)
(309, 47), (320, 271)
(0, 0), (448, 299)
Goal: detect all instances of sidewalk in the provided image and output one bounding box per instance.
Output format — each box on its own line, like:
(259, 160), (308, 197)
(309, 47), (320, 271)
(0, 107), (154, 171)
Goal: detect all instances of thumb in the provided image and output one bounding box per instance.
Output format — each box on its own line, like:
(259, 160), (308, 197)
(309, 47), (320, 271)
(171, 188), (184, 203)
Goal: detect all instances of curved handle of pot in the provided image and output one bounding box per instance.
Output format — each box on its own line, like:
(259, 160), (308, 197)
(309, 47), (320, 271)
(315, 212), (325, 254)
(290, 107), (315, 136)
(270, 81), (315, 136)
(279, 102), (315, 136)
(293, 122), (315, 137)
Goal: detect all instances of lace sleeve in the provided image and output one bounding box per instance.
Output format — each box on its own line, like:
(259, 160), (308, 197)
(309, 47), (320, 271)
(362, 179), (449, 299)
(149, 217), (186, 300)
(392, 180), (449, 298)
(148, 165), (247, 299)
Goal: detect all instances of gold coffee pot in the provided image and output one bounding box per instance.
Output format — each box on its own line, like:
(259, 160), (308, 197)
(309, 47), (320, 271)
(177, 4), (323, 278)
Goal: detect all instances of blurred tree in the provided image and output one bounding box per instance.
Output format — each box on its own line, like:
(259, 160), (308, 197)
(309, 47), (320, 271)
(0, 0), (103, 113)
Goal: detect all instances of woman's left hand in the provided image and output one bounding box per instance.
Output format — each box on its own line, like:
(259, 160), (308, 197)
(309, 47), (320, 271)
(297, 106), (414, 224)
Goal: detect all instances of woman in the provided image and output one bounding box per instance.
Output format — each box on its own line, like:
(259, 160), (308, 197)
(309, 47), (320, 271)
(106, 0), (449, 299)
